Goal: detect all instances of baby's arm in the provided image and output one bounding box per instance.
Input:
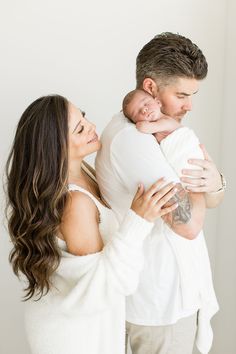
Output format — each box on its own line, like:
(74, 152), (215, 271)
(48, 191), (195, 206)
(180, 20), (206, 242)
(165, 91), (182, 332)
(136, 117), (182, 143)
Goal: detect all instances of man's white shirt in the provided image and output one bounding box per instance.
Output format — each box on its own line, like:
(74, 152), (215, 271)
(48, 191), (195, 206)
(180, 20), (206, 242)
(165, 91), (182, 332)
(95, 112), (218, 353)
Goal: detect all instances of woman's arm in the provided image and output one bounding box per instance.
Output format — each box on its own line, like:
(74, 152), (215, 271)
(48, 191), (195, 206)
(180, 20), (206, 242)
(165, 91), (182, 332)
(56, 182), (178, 314)
(60, 180), (178, 256)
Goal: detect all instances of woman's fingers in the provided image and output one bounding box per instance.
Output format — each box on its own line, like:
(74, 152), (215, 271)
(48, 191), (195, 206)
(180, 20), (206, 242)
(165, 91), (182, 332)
(144, 178), (170, 199)
(131, 179), (179, 222)
(133, 183), (144, 201)
(153, 185), (178, 207)
(151, 183), (177, 204)
(159, 202), (179, 216)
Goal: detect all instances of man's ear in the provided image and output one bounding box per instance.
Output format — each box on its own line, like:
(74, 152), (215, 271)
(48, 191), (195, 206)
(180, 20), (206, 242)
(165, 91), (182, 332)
(142, 78), (158, 97)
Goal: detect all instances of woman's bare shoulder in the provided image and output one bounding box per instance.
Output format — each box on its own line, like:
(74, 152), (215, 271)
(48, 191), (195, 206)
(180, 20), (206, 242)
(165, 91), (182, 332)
(60, 190), (103, 256)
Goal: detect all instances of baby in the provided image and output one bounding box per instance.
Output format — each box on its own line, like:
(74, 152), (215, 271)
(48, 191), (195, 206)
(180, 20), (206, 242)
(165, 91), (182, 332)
(122, 89), (181, 143)
(122, 88), (204, 185)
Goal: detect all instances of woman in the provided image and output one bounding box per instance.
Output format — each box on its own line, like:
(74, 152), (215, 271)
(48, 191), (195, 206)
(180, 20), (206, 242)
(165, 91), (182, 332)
(6, 95), (178, 354)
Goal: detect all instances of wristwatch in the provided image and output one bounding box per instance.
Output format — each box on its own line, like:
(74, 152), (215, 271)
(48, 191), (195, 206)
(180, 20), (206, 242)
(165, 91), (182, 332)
(217, 173), (226, 192)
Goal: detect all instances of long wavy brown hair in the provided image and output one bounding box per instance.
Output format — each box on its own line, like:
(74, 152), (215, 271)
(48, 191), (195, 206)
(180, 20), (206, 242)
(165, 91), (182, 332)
(6, 95), (69, 300)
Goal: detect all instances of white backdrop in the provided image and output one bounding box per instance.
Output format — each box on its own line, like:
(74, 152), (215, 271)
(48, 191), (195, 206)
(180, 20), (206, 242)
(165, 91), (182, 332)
(0, 0), (234, 353)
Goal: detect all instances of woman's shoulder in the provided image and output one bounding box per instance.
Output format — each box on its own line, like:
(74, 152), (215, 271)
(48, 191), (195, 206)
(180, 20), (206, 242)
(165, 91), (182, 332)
(60, 190), (102, 256)
(65, 189), (98, 218)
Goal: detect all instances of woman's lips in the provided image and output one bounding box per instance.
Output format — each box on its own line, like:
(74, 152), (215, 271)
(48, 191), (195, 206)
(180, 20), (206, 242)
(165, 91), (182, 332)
(88, 134), (98, 143)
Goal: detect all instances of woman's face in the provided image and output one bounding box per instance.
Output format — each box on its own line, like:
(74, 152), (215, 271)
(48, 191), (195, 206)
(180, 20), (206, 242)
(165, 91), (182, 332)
(68, 103), (101, 160)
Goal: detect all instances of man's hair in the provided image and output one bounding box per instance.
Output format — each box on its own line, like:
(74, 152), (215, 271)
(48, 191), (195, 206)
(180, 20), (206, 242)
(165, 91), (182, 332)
(136, 32), (208, 88)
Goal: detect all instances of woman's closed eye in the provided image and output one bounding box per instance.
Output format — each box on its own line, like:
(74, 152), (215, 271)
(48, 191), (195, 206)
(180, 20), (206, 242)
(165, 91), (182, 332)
(77, 125), (84, 134)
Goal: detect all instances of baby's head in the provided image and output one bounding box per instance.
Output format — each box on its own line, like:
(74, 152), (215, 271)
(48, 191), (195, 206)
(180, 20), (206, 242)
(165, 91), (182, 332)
(123, 89), (162, 123)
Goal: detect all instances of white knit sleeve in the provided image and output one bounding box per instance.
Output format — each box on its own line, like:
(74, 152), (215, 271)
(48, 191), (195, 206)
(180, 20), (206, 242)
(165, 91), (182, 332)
(160, 127), (204, 183)
(54, 209), (153, 314)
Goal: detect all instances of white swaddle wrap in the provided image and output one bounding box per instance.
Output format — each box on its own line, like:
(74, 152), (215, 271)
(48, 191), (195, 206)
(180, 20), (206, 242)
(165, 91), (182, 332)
(160, 127), (219, 354)
(160, 126), (204, 185)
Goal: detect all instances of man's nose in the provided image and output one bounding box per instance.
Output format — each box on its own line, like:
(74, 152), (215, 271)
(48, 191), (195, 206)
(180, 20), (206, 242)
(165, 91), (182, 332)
(182, 98), (192, 111)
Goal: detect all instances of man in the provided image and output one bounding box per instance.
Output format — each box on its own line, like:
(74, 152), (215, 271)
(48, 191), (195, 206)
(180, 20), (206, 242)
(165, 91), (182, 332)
(95, 32), (225, 354)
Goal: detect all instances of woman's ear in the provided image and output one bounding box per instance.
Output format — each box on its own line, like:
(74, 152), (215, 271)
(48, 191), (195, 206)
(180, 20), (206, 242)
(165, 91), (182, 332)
(142, 78), (158, 97)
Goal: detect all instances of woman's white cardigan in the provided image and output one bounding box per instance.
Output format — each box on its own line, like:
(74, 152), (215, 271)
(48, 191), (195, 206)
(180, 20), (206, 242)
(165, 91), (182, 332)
(24, 185), (153, 354)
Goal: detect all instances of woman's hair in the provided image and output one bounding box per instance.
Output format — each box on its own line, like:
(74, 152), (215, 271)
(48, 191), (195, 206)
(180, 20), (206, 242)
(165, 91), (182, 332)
(6, 94), (69, 300)
(136, 32), (208, 88)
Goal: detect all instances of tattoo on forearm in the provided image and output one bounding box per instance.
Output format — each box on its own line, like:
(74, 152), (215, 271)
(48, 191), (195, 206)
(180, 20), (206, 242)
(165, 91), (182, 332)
(171, 192), (192, 224)
(164, 183), (192, 226)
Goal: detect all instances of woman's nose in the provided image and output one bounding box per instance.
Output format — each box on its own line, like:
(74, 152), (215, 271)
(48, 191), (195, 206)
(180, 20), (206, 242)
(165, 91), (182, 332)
(86, 120), (96, 133)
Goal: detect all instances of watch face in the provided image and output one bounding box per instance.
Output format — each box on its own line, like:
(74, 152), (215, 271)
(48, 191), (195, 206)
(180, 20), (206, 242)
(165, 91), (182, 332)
(220, 173), (226, 190)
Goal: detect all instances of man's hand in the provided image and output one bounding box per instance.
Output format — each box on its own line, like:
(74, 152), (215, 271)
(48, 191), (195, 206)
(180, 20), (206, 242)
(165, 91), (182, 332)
(180, 144), (222, 193)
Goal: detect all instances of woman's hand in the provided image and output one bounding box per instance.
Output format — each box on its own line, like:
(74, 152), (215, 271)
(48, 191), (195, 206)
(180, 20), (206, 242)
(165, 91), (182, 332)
(131, 178), (178, 222)
(180, 144), (222, 193)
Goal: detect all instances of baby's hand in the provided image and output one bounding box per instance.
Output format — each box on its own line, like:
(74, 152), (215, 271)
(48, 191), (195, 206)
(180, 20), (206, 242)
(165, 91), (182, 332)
(154, 131), (172, 143)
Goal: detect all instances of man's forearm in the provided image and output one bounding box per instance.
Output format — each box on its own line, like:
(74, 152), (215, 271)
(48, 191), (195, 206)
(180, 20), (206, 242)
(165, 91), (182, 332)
(205, 190), (224, 208)
(162, 183), (206, 239)
(169, 184), (192, 224)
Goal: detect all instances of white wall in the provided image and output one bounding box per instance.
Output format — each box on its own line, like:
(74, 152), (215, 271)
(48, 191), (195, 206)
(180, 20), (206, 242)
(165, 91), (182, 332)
(212, 1), (236, 353)
(0, 0), (231, 353)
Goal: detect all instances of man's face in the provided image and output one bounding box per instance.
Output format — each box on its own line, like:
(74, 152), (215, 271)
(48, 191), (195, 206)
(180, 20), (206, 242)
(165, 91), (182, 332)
(156, 77), (200, 122)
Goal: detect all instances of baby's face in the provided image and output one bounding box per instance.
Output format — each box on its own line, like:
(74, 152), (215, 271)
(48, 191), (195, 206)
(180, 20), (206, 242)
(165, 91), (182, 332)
(128, 91), (162, 123)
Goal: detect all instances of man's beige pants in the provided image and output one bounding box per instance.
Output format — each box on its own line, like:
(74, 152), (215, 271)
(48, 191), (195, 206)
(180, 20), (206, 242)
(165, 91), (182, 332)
(126, 312), (198, 354)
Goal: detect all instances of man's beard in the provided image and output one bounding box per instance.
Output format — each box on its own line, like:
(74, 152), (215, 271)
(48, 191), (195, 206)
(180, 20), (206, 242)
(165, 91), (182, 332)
(160, 107), (187, 121)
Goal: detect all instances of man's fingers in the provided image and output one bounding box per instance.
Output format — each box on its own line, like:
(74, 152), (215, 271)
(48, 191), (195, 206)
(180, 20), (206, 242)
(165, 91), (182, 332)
(181, 169), (208, 178)
(186, 158), (210, 169)
(180, 176), (206, 186)
(185, 185), (210, 192)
